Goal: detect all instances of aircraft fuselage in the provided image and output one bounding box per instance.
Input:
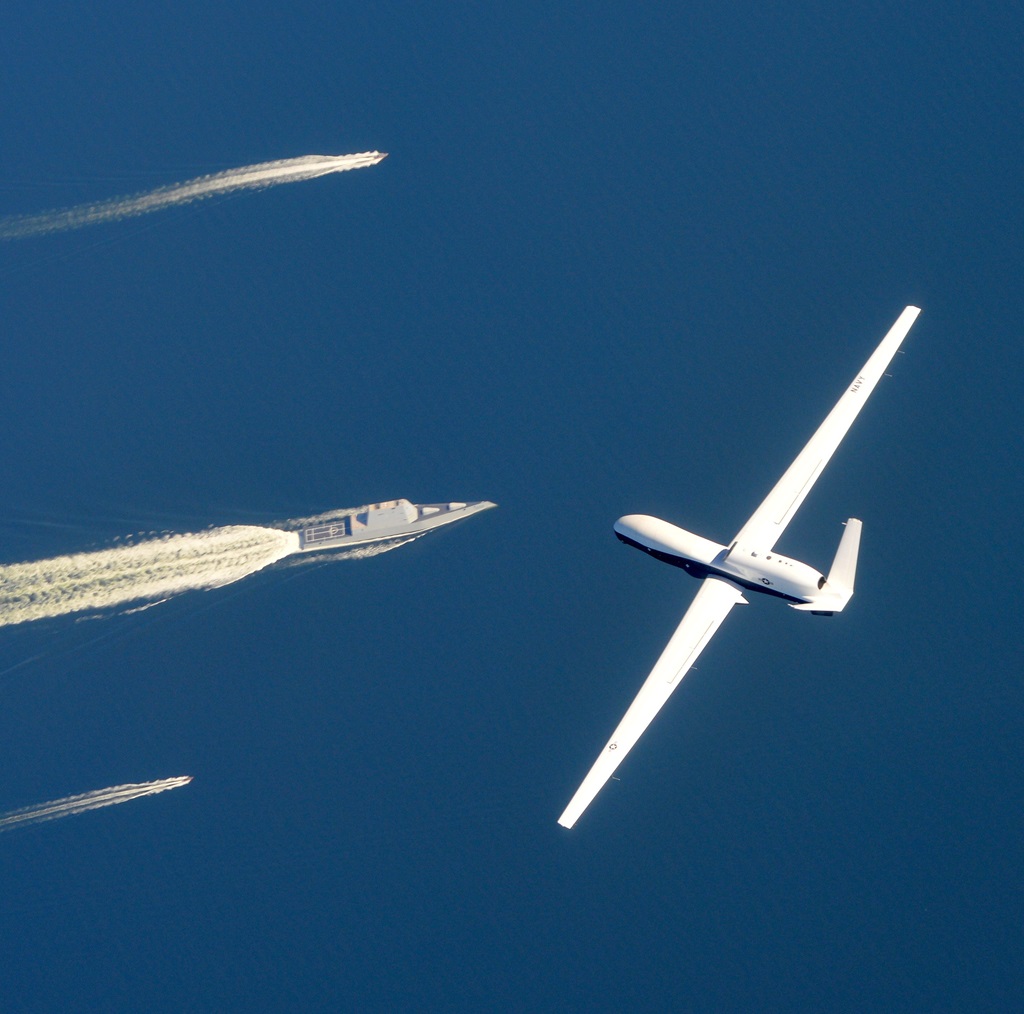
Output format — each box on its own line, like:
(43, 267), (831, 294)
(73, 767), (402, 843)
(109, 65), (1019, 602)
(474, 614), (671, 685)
(614, 514), (825, 604)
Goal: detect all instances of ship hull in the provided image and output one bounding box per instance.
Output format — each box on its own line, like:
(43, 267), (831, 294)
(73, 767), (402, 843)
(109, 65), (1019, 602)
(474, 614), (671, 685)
(296, 499), (495, 552)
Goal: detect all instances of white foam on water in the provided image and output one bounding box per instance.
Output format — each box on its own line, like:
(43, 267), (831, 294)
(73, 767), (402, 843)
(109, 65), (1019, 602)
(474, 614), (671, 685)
(0, 152), (386, 238)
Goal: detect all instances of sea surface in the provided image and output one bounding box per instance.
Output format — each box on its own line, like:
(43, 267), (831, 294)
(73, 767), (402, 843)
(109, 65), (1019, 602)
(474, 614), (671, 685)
(0, 4), (1021, 1010)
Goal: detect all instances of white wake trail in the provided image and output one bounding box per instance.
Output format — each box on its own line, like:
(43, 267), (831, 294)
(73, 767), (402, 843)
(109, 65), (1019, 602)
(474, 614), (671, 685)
(0, 526), (299, 628)
(282, 536), (418, 568)
(0, 776), (192, 832)
(0, 151), (386, 239)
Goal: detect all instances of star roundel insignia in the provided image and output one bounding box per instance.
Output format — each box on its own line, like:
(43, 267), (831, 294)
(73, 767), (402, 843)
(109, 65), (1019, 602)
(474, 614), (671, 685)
(609, 743), (618, 750)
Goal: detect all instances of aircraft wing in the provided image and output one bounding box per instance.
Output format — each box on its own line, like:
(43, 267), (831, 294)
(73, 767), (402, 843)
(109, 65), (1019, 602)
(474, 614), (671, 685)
(557, 576), (747, 828)
(731, 306), (921, 553)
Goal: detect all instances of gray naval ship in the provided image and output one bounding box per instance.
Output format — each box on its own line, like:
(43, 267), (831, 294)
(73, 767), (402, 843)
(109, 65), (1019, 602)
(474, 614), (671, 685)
(296, 499), (496, 552)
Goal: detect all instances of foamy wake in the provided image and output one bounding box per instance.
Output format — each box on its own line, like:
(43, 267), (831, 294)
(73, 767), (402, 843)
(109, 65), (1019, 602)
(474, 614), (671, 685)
(0, 152), (386, 239)
(0, 776), (192, 832)
(0, 526), (299, 628)
(282, 536), (418, 567)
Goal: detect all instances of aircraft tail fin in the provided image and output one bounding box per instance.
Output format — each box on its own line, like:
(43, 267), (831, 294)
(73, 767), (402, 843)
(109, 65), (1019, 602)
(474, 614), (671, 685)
(790, 518), (861, 614)
(826, 518), (861, 595)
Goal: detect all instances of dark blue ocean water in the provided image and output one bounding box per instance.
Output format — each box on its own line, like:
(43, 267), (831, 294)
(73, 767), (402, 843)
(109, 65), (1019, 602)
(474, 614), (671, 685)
(1, 4), (1021, 1010)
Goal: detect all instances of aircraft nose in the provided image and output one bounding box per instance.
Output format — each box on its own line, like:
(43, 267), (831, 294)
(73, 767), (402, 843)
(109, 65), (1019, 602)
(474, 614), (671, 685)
(614, 515), (652, 538)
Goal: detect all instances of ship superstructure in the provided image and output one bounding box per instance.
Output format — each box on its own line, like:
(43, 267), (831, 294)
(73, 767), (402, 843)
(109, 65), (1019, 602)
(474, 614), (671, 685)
(297, 499), (495, 552)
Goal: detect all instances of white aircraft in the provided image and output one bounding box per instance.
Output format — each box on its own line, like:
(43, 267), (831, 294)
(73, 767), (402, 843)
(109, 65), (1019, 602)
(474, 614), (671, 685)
(558, 306), (922, 829)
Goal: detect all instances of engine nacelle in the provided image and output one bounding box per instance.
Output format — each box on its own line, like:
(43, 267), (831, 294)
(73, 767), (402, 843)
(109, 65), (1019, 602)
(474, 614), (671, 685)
(613, 515), (727, 569)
